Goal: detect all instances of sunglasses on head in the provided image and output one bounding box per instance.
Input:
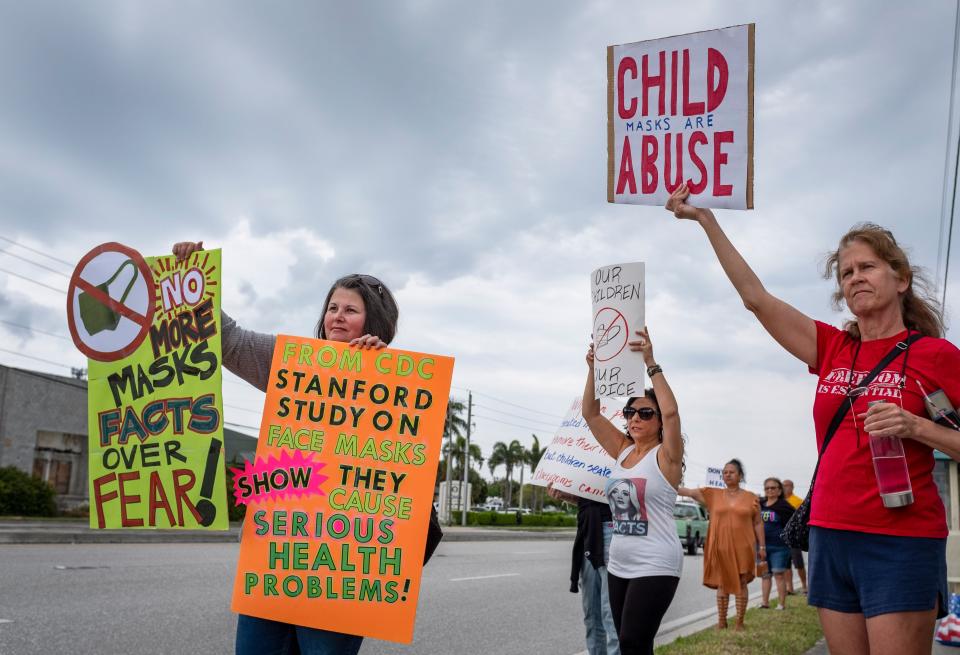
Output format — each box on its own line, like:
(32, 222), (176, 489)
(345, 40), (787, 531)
(351, 274), (384, 296)
(623, 407), (657, 421)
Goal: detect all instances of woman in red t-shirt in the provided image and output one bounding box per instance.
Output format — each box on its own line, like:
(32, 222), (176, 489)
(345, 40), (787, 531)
(666, 183), (960, 655)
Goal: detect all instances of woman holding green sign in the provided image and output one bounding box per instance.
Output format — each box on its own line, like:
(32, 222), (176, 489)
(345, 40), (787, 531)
(172, 240), (413, 655)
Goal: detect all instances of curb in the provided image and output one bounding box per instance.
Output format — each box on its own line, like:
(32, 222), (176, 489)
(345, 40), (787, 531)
(0, 523), (575, 545)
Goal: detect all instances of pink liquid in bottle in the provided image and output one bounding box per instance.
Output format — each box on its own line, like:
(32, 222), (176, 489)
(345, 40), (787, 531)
(867, 401), (914, 507)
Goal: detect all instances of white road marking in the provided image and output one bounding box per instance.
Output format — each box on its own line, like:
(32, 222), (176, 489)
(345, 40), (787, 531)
(449, 573), (520, 582)
(0, 619), (13, 624)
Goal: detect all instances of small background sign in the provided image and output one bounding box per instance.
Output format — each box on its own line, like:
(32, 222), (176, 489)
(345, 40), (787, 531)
(705, 466), (725, 488)
(591, 262), (644, 399)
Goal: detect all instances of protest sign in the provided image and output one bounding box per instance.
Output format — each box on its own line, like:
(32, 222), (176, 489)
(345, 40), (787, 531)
(530, 397), (621, 502)
(607, 24), (755, 209)
(230, 336), (454, 644)
(592, 262), (644, 399)
(705, 466), (725, 488)
(69, 244), (228, 530)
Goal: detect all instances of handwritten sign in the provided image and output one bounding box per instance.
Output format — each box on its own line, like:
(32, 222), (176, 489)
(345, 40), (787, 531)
(76, 246), (227, 530)
(607, 24), (755, 209)
(231, 336), (454, 644)
(705, 466), (725, 489)
(592, 262), (644, 399)
(530, 397), (623, 502)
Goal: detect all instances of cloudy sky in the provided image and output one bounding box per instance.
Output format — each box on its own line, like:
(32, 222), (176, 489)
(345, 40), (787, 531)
(3, 1), (959, 495)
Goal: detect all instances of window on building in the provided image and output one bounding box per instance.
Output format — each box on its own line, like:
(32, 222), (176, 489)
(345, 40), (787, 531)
(33, 431), (85, 496)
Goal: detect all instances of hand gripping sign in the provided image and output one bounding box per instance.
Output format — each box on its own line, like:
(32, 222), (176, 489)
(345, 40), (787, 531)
(607, 24), (755, 209)
(231, 336), (454, 644)
(68, 243), (228, 530)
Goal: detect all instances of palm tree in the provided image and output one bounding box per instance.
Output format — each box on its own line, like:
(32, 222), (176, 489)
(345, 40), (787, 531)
(447, 435), (483, 475)
(444, 397), (469, 442)
(488, 440), (525, 507)
(525, 434), (546, 512)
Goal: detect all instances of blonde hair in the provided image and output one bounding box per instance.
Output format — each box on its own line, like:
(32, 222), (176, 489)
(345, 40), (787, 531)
(823, 223), (943, 339)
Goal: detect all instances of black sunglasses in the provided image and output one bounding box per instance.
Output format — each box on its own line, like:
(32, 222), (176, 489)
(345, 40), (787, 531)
(623, 407), (657, 421)
(351, 274), (384, 296)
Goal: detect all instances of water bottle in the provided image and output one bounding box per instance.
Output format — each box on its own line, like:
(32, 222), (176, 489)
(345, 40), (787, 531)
(866, 400), (914, 507)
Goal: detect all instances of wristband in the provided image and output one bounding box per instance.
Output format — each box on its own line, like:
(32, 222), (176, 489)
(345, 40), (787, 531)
(647, 364), (663, 378)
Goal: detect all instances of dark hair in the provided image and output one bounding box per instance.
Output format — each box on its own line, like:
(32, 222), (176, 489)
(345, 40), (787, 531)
(725, 458), (745, 482)
(314, 274), (400, 344)
(624, 389), (686, 474)
(823, 223), (944, 339)
(763, 476), (784, 499)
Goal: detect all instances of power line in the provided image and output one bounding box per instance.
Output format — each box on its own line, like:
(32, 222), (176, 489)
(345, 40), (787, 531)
(940, 0), (960, 311)
(472, 403), (559, 429)
(0, 268), (66, 294)
(0, 249), (71, 278)
(473, 413), (556, 434)
(0, 235), (73, 267)
(0, 319), (71, 341)
(0, 347), (77, 370)
(452, 386), (565, 420)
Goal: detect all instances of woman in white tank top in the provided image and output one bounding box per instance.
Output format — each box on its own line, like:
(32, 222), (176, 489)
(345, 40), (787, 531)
(582, 327), (684, 655)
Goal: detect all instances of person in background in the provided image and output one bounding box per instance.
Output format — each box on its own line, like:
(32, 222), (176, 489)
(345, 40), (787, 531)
(759, 477), (796, 610)
(549, 484), (620, 655)
(679, 459), (762, 631)
(781, 479), (807, 595)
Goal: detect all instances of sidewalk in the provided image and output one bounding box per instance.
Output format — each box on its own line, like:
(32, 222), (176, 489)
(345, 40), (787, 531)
(0, 518), (575, 544)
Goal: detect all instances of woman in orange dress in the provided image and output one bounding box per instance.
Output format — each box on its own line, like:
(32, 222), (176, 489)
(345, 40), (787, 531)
(679, 459), (764, 631)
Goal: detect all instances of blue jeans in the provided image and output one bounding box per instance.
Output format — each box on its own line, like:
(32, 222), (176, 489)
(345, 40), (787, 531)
(235, 614), (363, 655)
(581, 522), (620, 655)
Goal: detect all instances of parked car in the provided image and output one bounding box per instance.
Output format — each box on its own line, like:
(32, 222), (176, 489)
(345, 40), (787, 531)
(674, 501), (709, 555)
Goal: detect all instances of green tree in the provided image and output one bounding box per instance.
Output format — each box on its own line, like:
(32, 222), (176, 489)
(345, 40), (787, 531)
(524, 434), (546, 512)
(488, 439), (525, 507)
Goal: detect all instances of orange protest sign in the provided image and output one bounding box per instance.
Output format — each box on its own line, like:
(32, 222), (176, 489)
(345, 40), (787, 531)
(230, 335), (453, 644)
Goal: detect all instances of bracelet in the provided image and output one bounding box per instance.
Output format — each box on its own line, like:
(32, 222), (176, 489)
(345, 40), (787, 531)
(647, 364), (663, 378)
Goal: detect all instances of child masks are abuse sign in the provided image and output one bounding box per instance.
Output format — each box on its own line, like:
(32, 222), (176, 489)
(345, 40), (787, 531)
(607, 24), (755, 209)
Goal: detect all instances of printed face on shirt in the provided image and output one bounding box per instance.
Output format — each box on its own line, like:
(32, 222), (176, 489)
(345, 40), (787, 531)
(608, 480), (632, 513)
(838, 241), (908, 318)
(323, 287), (367, 343)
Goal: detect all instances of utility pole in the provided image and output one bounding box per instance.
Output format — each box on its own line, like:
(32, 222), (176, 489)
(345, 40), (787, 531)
(460, 391), (472, 527)
(443, 403), (454, 525)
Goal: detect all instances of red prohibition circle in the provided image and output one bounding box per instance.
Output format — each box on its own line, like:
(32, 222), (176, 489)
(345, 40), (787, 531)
(66, 242), (158, 362)
(593, 307), (628, 362)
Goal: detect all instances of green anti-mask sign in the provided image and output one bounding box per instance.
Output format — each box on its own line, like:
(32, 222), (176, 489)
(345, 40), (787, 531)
(71, 244), (228, 530)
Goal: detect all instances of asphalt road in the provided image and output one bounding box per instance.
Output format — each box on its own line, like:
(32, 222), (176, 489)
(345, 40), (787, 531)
(0, 540), (731, 655)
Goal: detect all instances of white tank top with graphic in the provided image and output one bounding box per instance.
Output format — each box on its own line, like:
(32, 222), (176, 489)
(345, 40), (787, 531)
(605, 443), (683, 579)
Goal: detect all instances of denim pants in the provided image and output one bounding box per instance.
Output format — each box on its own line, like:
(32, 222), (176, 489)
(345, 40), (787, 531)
(235, 614), (363, 655)
(581, 521), (620, 655)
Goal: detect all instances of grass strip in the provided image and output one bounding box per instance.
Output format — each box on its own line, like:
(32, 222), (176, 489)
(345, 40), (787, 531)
(656, 597), (823, 655)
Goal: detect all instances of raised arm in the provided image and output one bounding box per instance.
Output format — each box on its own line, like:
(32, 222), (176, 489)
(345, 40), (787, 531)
(666, 184), (818, 369)
(582, 344), (629, 459)
(631, 327), (683, 487)
(678, 486), (705, 504)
